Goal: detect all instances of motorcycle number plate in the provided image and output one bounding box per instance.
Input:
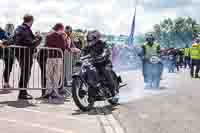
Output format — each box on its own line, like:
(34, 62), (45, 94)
(150, 56), (160, 64)
(169, 55), (174, 60)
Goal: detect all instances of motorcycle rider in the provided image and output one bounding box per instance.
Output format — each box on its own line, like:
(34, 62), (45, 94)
(82, 30), (118, 107)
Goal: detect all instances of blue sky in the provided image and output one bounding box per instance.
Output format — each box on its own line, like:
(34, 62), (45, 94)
(0, 0), (199, 35)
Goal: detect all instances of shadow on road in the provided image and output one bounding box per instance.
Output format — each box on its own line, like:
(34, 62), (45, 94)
(72, 105), (118, 116)
(0, 90), (12, 95)
(0, 100), (37, 108)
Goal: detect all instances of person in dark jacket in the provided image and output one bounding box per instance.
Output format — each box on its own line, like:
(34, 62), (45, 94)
(82, 30), (118, 107)
(13, 14), (42, 99)
(0, 27), (15, 90)
(0, 27), (9, 39)
(167, 48), (178, 73)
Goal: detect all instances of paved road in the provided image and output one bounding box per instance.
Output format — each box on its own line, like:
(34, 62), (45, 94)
(0, 69), (199, 133)
(0, 90), (124, 133)
(113, 69), (200, 133)
(0, 93), (102, 133)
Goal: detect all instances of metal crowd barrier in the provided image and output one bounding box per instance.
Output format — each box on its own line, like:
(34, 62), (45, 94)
(0, 45), (66, 91)
(63, 50), (80, 86)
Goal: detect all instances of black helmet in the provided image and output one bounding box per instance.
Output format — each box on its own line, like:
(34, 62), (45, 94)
(87, 30), (101, 46)
(146, 34), (155, 43)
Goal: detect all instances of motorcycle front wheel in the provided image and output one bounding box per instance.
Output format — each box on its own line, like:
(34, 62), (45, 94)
(72, 77), (93, 111)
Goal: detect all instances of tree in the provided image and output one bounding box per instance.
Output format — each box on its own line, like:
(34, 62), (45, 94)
(152, 17), (199, 48)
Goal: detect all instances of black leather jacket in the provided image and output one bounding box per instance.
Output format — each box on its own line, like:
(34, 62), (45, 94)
(82, 40), (111, 65)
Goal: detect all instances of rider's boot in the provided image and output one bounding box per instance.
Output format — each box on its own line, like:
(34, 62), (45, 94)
(88, 96), (95, 111)
(88, 85), (97, 111)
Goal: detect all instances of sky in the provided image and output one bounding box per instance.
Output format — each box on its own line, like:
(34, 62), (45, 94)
(0, 0), (200, 35)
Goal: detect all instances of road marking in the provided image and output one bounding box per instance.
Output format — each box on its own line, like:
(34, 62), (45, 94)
(95, 102), (125, 133)
(0, 118), (74, 133)
(4, 106), (96, 122)
(98, 113), (125, 133)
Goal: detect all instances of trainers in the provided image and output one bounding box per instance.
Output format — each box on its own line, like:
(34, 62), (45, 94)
(18, 94), (33, 100)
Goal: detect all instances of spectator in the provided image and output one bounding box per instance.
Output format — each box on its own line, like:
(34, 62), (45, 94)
(13, 14), (42, 99)
(74, 38), (83, 50)
(62, 26), (80, 87)
(168, 48), (177, 73)
(0, 27), (9, 39)
(64, 25), (80, 53)
(37, 48), (48, 97)
(0, 26), (14, 91)
(5, 24), (15, 36)
(35, 30), (48, 97)
(44, 23), (67, 99)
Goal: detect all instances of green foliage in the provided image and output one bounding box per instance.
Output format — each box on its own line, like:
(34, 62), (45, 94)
(151, 17), (200, 48)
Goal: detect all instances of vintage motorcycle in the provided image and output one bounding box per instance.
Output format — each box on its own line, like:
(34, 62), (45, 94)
(71, 53), (124, 111)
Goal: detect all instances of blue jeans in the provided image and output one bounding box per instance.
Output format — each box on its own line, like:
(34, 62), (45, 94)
(143, 61), (163, 89)
(168, 59), (176, 73)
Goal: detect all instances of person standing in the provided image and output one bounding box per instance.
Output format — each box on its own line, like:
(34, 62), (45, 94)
(0, 26), (15, 90)
(184, 46), (191, 69)
(168, 48), (177, 73)
(13, 14), (42, 99)
(44, 23), (67, 99)
(37, 48), (48, 97)
(64, 26), (80, 53)
(63, 26), (80, 87)
(190, 39), (200, 78)
(141, 34), (162, 89)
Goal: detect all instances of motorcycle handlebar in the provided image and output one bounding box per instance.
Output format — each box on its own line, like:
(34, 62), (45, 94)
(80, 55), (91, 60)
(80, 54), (107, 63)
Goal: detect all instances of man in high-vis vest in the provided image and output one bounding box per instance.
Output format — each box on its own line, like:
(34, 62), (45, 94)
(141, 34), (163, 89)
(184, 46), (191, 69)
(190, 39), (200, 78)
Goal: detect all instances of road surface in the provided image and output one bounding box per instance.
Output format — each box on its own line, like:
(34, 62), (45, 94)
(113, 69), (200, 133)
(0, 69), (199, 133)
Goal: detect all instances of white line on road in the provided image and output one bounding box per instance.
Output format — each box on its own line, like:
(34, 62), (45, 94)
(4, 106), (96, 122)
(0, 118), (74, 133)
(96, 102), (125, 133)
(98, 114), (125, 133)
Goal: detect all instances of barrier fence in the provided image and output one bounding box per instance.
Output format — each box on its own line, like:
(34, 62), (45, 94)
(0, 45), (75, 91)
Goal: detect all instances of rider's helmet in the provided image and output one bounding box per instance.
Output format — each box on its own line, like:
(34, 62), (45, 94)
(86, 30), (101, 46)
(145, 34), (155, 44)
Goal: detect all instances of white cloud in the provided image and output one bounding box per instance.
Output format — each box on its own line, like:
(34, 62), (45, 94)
(0, 0), (199, 35)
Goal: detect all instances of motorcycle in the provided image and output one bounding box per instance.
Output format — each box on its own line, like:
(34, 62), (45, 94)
(71, 54), (123, 111)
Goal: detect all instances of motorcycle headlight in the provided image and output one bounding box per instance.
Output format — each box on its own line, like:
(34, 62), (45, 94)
(73, 66), (81, 73)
